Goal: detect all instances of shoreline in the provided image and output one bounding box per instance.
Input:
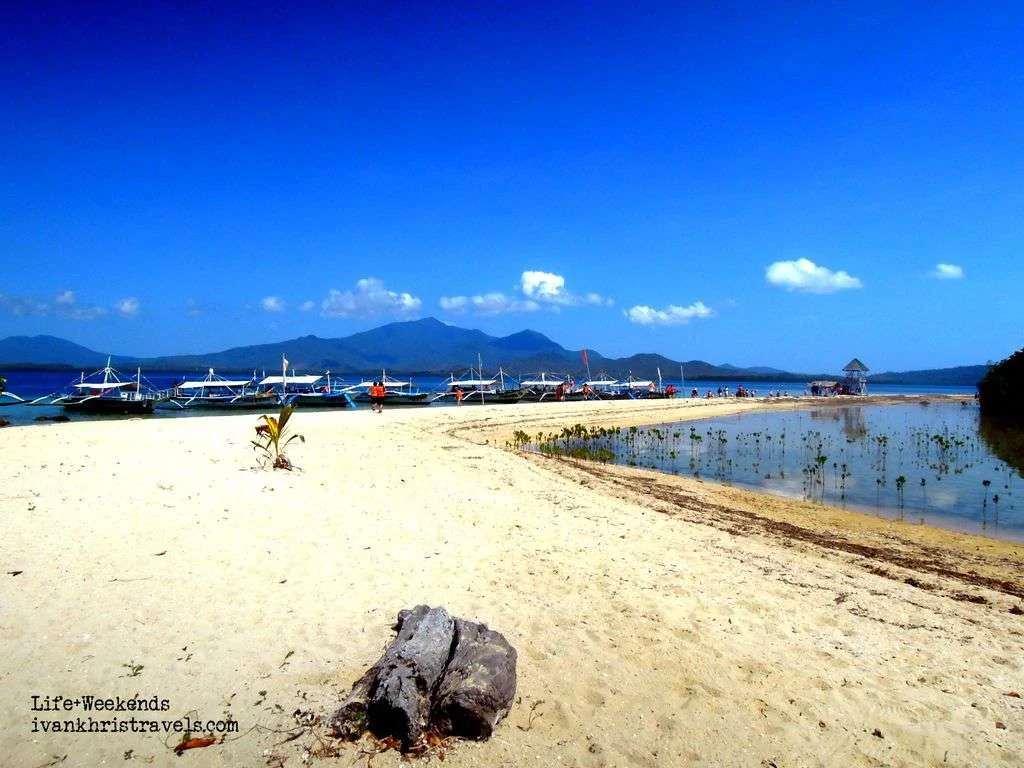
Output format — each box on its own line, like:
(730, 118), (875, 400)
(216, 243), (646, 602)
(2, 396), (1021, 766)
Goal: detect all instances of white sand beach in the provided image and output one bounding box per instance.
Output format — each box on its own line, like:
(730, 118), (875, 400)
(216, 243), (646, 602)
(2, 397), (1022, 767)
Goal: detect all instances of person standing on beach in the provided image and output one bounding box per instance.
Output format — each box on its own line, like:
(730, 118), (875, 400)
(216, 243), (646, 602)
(454, 386), (463, 405)
(371, 381), (384, 413)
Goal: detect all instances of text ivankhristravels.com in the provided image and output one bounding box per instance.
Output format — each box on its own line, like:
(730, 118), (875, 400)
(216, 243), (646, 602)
(29, 694), (239, 735)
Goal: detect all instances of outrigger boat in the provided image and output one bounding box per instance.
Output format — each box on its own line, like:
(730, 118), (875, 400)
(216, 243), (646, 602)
(52, 359), (159, 415)
(344, 372), (431, 407)
(617, 372), (673, 399)
(159, 369), (278, 410)
(437, 358), (523, 405)
(518, 372), (571, 402)
(261, 369), (356, 409)
(578, 377), (630, 400)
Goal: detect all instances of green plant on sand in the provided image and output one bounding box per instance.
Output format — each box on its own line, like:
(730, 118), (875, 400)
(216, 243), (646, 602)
(253, 403), (305, 470)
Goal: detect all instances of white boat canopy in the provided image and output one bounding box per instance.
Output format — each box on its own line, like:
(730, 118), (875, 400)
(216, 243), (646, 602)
(258, 374), (322, 386)
(343, 379), (412, 391)
(519, 378), (567, 387)
(584, 379), (618, 387)
(622, 380), (654, 388)
(176, 379), (253, 389)
(448, 378), (498, 388)
(73, 381), (136, 389)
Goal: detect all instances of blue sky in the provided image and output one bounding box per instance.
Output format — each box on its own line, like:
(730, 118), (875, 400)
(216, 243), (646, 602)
(1, 1), (1021, 373)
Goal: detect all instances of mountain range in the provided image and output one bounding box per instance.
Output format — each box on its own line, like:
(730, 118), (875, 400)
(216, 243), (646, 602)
(0, 317), (988, 385)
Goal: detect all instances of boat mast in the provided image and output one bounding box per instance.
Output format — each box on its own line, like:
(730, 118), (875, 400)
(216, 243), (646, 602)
(478, 353), (485, 404)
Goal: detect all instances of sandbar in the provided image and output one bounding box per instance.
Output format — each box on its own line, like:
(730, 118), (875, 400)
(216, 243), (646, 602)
(1, 396), (1021, 766)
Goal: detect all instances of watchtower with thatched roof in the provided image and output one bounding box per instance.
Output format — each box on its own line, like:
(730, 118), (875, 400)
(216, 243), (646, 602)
(842, 358), (869, 395)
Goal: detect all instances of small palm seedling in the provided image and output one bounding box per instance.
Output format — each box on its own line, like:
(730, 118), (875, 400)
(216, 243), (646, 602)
(253, 403), (305, 470)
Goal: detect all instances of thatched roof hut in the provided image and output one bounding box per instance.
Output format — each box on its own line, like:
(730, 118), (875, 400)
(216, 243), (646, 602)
(843, 358), (869, 373)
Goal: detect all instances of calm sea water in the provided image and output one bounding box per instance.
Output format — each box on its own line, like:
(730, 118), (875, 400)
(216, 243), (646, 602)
(1, 368), (977, 427)
(579, 402), (1021, 541)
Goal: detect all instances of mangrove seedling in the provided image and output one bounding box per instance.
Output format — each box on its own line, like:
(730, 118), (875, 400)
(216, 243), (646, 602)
(253, 403), (305, 470)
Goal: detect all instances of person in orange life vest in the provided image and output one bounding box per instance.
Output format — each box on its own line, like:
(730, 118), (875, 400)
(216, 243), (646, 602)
(454, 386), (463, 405)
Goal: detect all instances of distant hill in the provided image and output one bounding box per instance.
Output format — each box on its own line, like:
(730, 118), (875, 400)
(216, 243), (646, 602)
(0, 319), (988, 385)
(0, 335), (126, 367)
(868, 365), (988, 386)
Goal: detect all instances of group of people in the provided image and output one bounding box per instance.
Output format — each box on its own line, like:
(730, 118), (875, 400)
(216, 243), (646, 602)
(369, 381), (387, 413)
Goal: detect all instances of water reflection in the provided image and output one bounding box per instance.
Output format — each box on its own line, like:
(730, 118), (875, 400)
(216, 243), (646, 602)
(555, 403), (1022, 541)
(809, 407), (867, 441)
(978, 416), (1024, 479)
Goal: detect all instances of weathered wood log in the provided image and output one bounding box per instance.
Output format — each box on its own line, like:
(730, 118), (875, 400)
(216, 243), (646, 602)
(327, 664), (377, 740)
(431, 618), (517, 739)
(367, 605), (455, 749)
(330, 606), (517, 752)
(330, 605), (455, 749)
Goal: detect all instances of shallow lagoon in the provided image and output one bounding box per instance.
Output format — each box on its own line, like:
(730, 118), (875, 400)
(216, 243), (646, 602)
(571, 402), (1022, 541)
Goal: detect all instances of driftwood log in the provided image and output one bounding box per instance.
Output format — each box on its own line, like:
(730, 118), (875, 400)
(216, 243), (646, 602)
(330, 606), (517, 751)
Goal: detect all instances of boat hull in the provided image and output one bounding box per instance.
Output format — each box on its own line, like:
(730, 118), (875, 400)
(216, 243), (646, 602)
(62, 397), (156, 415)
(290, 393), (355, 408)
(352, 392), (431, 407)
(159, 395), (280, 410)
(448, 390), (524, 405)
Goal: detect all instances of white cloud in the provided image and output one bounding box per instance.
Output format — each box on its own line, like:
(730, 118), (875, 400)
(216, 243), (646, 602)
(1, 290), (106, 319)
(300, 300), (315, 312)
(321, 277), (422, 318)
(115, 297), (140, 317)
(261, 296), (286, 313)
(931, 263), (964, 280)
(765, 258), (862, 293)
(520, 270), (611, 307)
(0, 293), (49, 316)
(439, 296), (468, 312)
(440, 292), (539, 315)
(521, 271), (567, 302)
(441, 270), (610, 315)
(624, 301), (713, 326)
(61, 305), (107, 320)
(53, 290), (106, 319)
